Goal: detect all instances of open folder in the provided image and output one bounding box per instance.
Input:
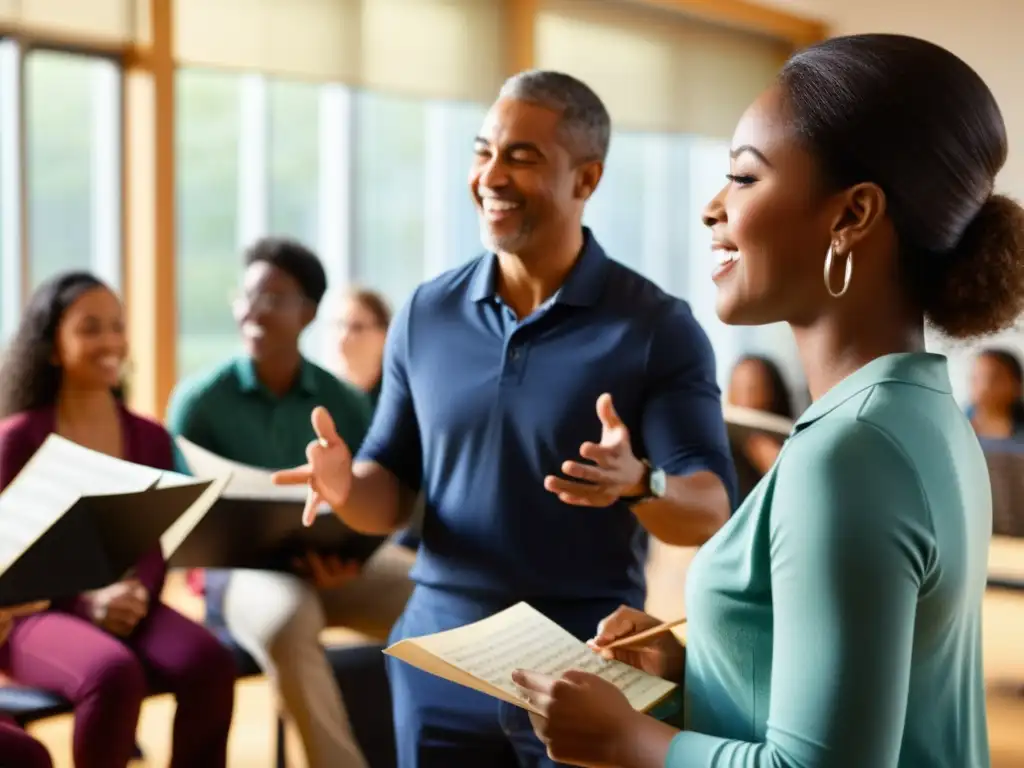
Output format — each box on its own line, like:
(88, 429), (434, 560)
(384, 602), (678, 715)
(0, 435), (224, 607)
(164, 437), (387, 570)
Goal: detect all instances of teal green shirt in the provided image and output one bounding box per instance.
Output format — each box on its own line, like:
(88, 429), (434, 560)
(165, 356), (372, 471)
(672, 353), (991, 767)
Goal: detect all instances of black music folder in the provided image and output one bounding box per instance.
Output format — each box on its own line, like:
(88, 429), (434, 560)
(164, 437), (386, 571)
(0, 435), (220, 607)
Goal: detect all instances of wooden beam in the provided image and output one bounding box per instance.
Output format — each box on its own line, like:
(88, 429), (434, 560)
(630, 0), (827, 47)
(503, 0), (538, 76)
(122, 0), (175, 420)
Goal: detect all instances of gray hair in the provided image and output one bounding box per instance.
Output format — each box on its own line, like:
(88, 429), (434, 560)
(498, 70), (611, 163)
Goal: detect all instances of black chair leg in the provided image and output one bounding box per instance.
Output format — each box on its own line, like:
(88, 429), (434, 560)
(276, 714), (287, 768)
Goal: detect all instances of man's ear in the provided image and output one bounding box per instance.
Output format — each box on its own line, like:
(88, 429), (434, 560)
(575, 161), (604, 202)
(300, 302), (317, 332)
(828, 182), (887, 255)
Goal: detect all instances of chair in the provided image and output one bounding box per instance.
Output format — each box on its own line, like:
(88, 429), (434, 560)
(329, 643), (397, 768)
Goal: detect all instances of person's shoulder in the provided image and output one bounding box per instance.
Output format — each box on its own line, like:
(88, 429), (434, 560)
(305, 361), (371, 405)
(169, 359), (241, 407)
(780, 414), (927, 507)
(0, 408), (48, 444)
(602, 258), (696, 322)
(411, 254), (489, 307)
(123, 406), (173, 445)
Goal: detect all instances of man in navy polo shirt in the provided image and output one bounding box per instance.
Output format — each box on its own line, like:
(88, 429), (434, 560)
(275, 70), (737, 767)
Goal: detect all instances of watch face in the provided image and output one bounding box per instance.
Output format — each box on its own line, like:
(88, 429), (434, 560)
(650, 467), (667, 498)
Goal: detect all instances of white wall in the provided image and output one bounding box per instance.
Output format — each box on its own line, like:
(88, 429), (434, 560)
(754, 0), (1024, 404)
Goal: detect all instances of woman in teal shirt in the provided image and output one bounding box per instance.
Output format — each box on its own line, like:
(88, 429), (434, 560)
(510, 34), (1024, 767)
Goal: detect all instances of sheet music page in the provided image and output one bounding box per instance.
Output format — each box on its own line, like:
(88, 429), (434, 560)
(159, 471), (232, 559)
(387, 602), (677, 713)
(0, 435), (162, 573)
(176, 437), (308, 502)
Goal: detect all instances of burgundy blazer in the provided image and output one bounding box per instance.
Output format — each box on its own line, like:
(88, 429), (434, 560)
(0, 404), (176, 615)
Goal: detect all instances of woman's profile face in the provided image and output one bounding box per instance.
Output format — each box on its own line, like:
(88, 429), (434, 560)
(970, 354), (1019, 411)
(728, 359), (774, 412)
(701, 86), (841, 327)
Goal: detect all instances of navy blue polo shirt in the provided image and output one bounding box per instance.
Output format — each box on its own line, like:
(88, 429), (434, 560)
(358, 229), (736, 607)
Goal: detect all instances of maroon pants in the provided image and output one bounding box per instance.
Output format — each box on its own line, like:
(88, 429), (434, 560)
(5, 603), (235, 768)
(0, 716), (51, 768)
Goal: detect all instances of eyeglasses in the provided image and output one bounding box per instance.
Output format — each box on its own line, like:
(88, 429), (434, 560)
(230, 290), (307, 314)
(337, 320), (384, 334)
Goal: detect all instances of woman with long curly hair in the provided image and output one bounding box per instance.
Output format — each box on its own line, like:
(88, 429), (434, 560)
(0, 271), (235, 768)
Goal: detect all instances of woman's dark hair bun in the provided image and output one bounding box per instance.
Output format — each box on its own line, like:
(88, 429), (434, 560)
(919, 194), (1024, 339)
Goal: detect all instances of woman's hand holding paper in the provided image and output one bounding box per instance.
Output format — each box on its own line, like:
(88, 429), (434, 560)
(272, 406), (354, 527)
(511, 667), (640, 767)
(588, 605), (685, 681)
(85, 580), (148, 637)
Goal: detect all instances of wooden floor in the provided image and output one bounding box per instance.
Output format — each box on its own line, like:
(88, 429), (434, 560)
(24, 568), (1024, 767)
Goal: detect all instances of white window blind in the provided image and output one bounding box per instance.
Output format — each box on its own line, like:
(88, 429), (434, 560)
(0, 0), (139, 44)
(174, 0), (504, 102)
(535, 0), (791, 137)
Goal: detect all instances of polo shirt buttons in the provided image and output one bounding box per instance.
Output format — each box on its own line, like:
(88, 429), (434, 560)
(508, 347), (521, 361)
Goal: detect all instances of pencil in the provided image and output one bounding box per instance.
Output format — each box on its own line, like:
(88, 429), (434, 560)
(602, 617), (687, 649)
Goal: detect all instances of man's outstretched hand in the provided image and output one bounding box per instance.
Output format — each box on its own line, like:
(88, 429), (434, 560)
(272, 406), (353, 526)
(544, 393), (647, 507)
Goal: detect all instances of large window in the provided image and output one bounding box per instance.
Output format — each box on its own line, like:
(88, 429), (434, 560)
(0, 38), (16, 339)
(24, 50), (121, 293)
(176, 68), (242, 378)
(176, 75), (489, 380)
(352, 91), (427, 311)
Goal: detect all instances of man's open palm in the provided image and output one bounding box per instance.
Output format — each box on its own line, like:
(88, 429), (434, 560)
(272, 406), (353, 526)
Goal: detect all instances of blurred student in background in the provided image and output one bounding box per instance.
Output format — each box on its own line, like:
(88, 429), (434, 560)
(726, 354), (794, 496)
(167, 239), (413, 768)
(335, 288), (391, 408)
(967, 347), (1024, 439)
(334, 287), (422, 553)
(0, 271), (235, 768)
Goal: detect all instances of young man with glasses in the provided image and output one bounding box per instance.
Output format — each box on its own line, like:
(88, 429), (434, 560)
(167, 237), (415, 768)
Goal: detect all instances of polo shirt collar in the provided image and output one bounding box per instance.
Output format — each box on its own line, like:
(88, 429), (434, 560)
(468, 227), (610, 308)
(234, 356), (318, 397)
(795, 352), (951, 432)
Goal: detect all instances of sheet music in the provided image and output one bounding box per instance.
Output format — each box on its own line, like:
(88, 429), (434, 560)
(176, 437), (308, 503)
(0, 435), (163, 572)
(391, 602), (677, 713)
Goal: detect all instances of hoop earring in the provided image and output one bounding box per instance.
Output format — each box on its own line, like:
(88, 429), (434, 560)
(824, 243), (853, 298)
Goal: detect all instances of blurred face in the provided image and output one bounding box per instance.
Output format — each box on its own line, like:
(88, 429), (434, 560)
(337, 297), (386, 373)
(728, 359), (774, 412)
(54, 286), (127, 390)
(701, 86), (843, 326)
(970, 354), (1020, 411)
(470, 96), (601, 255)
(233, 261), (314, 360)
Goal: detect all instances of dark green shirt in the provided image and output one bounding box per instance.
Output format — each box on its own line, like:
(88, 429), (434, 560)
(166, 356), (372, 471)
(165, 356), (373, 620)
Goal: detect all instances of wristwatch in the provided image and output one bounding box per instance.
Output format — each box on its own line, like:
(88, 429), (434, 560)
(622, 459), (667, 504)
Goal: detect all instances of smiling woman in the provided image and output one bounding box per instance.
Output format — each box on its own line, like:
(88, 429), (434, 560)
(516, 33), (1024, 768)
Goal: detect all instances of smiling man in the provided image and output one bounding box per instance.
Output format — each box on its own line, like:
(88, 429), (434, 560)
(275, 71), (737, 768)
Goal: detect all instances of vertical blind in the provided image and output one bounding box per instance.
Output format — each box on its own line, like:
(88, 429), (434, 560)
(535, 0), (792, 138)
